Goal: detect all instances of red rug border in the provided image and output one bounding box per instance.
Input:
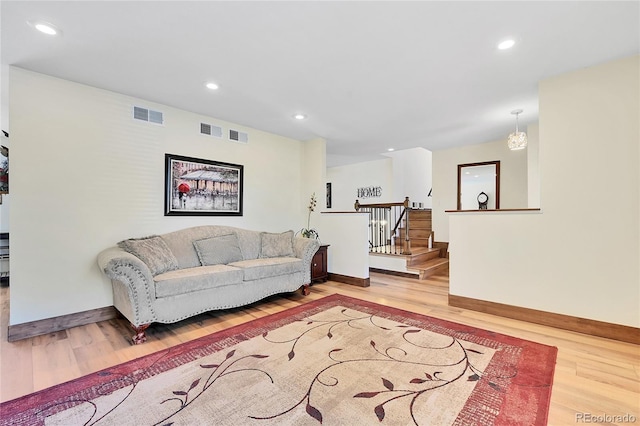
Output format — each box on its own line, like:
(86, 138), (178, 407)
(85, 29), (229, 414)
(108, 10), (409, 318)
(0, 293), (558, 425)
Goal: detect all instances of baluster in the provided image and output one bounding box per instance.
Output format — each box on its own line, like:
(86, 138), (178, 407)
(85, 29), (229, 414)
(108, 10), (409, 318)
(370, 208), (374, 252)
(377, 208), (380, 253)
(373, 208), (378, 252)
(383, 208), (387, 253)
(379, 208), (382, 252)
(382, 207), (386, 253)
(389, 206), (392, 254)
(405, 204), (411, 255)
(393, 205), (398, 254)
(371, 208), (375, 252)
(369, 208), (374, 253)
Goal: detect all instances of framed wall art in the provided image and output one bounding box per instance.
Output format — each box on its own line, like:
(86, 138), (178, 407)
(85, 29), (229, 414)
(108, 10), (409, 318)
(1, 131), (8, 194)
(165, 153), (243, 216)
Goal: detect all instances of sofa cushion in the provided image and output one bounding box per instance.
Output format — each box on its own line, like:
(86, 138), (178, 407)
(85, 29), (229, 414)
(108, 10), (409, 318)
(259, 230), (294, 258)
(193, 234), (243, 266)
(118, 236), (179, 276)
(154, 265), (244, 298)
(228, 257), (303, 281)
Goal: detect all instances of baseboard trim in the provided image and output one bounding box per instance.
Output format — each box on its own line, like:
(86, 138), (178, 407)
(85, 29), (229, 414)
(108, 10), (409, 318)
(448, 294), (640, 344)
(369, 268), (419, 279)
(8, 306), (118, 342)
(328, 273), (370, 287)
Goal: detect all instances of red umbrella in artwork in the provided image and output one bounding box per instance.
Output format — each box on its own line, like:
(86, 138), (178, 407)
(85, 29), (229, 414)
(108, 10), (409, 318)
(178, 183), (190, 194)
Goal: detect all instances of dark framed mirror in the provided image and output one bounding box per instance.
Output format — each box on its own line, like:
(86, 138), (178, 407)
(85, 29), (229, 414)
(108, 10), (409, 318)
(457, 161), (500, 210)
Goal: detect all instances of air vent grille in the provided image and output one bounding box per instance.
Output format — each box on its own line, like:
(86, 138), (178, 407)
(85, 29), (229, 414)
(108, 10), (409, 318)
(200, 122), (222, 138)
(149, 110), (163, 124)
(133, 106), (148, 121)
(229, 129), (248, 144)
(133, 106), (164, 125)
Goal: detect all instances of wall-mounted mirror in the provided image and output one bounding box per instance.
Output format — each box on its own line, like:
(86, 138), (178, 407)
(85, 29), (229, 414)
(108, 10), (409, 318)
(457, 161), (500, 210)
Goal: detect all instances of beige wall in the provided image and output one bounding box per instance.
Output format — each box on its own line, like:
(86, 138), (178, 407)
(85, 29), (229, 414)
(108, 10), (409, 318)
(448, 55), (639, 327)
(327, 158), (394, 211)
(386, 147), (433, 208)
(317, 212), (370, 279)
(8, 68), (313, 325)
(432, 136), (529, 241)
(527, 124), (540, 207)
(327, 147), (433, 212)
(298, 139), (371, 279)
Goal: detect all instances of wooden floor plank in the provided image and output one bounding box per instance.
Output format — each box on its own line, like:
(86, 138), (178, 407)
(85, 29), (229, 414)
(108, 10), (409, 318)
(0, 337), (34, 400)
(31, 337), (81, 392)
(1, 273), (638, 425)
(66, 322), (108, 349)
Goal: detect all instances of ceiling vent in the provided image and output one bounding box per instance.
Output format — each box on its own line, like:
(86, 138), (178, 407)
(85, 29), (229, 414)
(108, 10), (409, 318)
(200, 122), (223, 138)
(133, 106), (164, 125)
(229, 129), (248, 144)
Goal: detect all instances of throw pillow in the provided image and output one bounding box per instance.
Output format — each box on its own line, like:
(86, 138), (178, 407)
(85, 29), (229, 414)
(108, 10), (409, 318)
(259, 230), (294, 258)
(118, 236), (179, 276)
(193, 234), (244, 266)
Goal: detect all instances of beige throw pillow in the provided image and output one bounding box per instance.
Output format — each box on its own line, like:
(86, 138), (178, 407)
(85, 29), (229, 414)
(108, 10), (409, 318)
(118, 236), (179, 276)
(193, 234), (243, 266)
(259, 230), (295, 258)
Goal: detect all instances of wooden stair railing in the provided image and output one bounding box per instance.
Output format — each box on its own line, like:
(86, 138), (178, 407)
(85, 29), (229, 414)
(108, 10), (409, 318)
(355, 197), (412, 255)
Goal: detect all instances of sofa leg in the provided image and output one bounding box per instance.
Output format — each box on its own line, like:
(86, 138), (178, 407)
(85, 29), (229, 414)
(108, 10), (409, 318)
(301, 284), (310, 296)
(131, 323), (150, 345)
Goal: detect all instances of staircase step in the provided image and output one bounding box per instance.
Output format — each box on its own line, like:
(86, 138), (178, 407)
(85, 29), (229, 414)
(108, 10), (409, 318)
(396, 238), (435, 252)
(407, 257), (449, 280)
(407, 219), (432, 229)
(406, 247), (441, 266)
(408, 209), (432, 220)
(411, 239), (430, 248)
(399, 228), (432, 239)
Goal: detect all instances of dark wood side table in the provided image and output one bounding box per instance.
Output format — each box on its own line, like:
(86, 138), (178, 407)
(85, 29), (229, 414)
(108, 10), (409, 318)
(311, 244), (329, 283)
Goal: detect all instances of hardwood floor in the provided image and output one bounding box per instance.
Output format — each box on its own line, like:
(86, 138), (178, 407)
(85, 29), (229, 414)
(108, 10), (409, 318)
(1, 272), (639, 425)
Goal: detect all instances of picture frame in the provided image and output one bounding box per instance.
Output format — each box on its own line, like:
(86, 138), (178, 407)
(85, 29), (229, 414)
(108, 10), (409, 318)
(164, 153), (243, 216)
(1, 131), (8, 195)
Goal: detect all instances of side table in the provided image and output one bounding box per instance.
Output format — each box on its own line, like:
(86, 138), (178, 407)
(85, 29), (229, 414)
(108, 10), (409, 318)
(311, 244), (329, 283)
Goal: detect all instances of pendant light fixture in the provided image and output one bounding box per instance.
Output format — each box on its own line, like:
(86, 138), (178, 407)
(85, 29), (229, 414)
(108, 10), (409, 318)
(507, 109), (527, 150)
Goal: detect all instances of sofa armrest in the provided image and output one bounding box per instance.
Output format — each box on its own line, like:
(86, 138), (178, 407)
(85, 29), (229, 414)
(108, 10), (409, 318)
(97, 246), (157, 325)
(293, 237), (320, 284)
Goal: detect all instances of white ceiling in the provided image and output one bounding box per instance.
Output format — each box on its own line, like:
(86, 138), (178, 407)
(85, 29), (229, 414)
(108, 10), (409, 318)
(2, 1), (638, 167)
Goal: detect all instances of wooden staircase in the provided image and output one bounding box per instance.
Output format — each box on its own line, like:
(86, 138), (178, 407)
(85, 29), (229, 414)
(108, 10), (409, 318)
(405, 246), (449, 280)
(355, 199), (449, 279)
(398, 209), (432, 250)
(398, 209), (449, 279)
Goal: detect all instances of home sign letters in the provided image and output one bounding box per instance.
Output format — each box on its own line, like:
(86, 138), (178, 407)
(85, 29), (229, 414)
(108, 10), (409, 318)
(357, 186), (382, 198)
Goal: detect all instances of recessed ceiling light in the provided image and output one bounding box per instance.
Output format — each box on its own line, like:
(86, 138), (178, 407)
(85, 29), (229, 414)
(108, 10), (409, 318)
(28, 20), (60, 36)
(387, 148), (395, 152)
(293, 113), (307, 120)
(498, 39), (515, 50)
(205, 82), (219, 90)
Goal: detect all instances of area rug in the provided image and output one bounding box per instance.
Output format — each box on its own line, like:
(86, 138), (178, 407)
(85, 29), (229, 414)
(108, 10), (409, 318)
(0, 294), (557, 425)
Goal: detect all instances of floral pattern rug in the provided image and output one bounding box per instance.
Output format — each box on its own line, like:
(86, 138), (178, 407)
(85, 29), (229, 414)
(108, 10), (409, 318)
(0, 294), (557, 425)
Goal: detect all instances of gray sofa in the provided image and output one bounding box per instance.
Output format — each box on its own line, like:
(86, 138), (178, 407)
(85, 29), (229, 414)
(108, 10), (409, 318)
(97, 226), (320, 344)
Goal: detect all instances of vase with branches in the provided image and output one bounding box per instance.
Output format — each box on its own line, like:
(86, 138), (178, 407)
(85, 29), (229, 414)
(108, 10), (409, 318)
(298, 192), (319, 239)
